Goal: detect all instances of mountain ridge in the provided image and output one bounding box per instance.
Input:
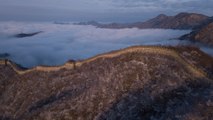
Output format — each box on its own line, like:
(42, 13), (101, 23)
(0, 46), (213, 120)
(180, 18), (213, 46)
(0, 46), (209, 78)
(76, 12), (209, 29)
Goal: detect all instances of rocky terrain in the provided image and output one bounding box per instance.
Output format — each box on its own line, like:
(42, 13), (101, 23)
(0, 46), (213, 120)
(76, 12), (209, 29)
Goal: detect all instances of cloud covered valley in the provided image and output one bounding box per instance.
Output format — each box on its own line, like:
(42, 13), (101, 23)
(0, 22), (212, 68)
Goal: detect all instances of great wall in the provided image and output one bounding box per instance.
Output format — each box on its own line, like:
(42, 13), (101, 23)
(0, 46), (208, 78)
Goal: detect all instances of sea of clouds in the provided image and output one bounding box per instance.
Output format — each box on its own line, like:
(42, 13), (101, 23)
(0, 22), (212, 68)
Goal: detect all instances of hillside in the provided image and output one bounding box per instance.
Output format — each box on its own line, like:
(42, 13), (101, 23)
(0, 46), (213, 120)
(180, 20), (213, 46)
(76, 12), (209, 29)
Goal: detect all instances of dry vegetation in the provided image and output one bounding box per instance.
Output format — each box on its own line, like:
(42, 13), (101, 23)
(0, 46), (212, 120)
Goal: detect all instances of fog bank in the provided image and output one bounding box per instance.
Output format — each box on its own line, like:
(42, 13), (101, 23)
(0, 22), (211, 68)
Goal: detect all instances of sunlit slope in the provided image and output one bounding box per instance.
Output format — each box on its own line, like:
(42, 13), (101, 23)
(0, 46), (213, 120)
(0, 46), (210, 78)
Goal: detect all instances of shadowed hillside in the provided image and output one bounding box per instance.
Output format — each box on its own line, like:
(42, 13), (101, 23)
(0, 46), (212, 120)
(180, 20), (213, 46)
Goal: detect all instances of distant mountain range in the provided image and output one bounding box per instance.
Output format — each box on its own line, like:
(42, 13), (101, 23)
(76, 12), (213, 46)
(1, 12), (213, 120)
(76, 12), (209, 29)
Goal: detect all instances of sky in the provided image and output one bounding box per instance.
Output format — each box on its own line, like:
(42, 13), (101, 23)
(0, 0), (212, 22)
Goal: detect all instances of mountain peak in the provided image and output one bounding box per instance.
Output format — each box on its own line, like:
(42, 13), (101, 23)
(156, 14), (168, 18)
(176, 12), (208, 18)
(76, 12), (210, 30)
(176, 12), (190, 16)
(154, 14), (169, 20)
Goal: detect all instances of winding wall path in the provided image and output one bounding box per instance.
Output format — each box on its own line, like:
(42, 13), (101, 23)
(0, 46), (207, 78)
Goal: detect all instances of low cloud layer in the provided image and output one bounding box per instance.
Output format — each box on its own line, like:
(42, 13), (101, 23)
(0, 22), (211, 68)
